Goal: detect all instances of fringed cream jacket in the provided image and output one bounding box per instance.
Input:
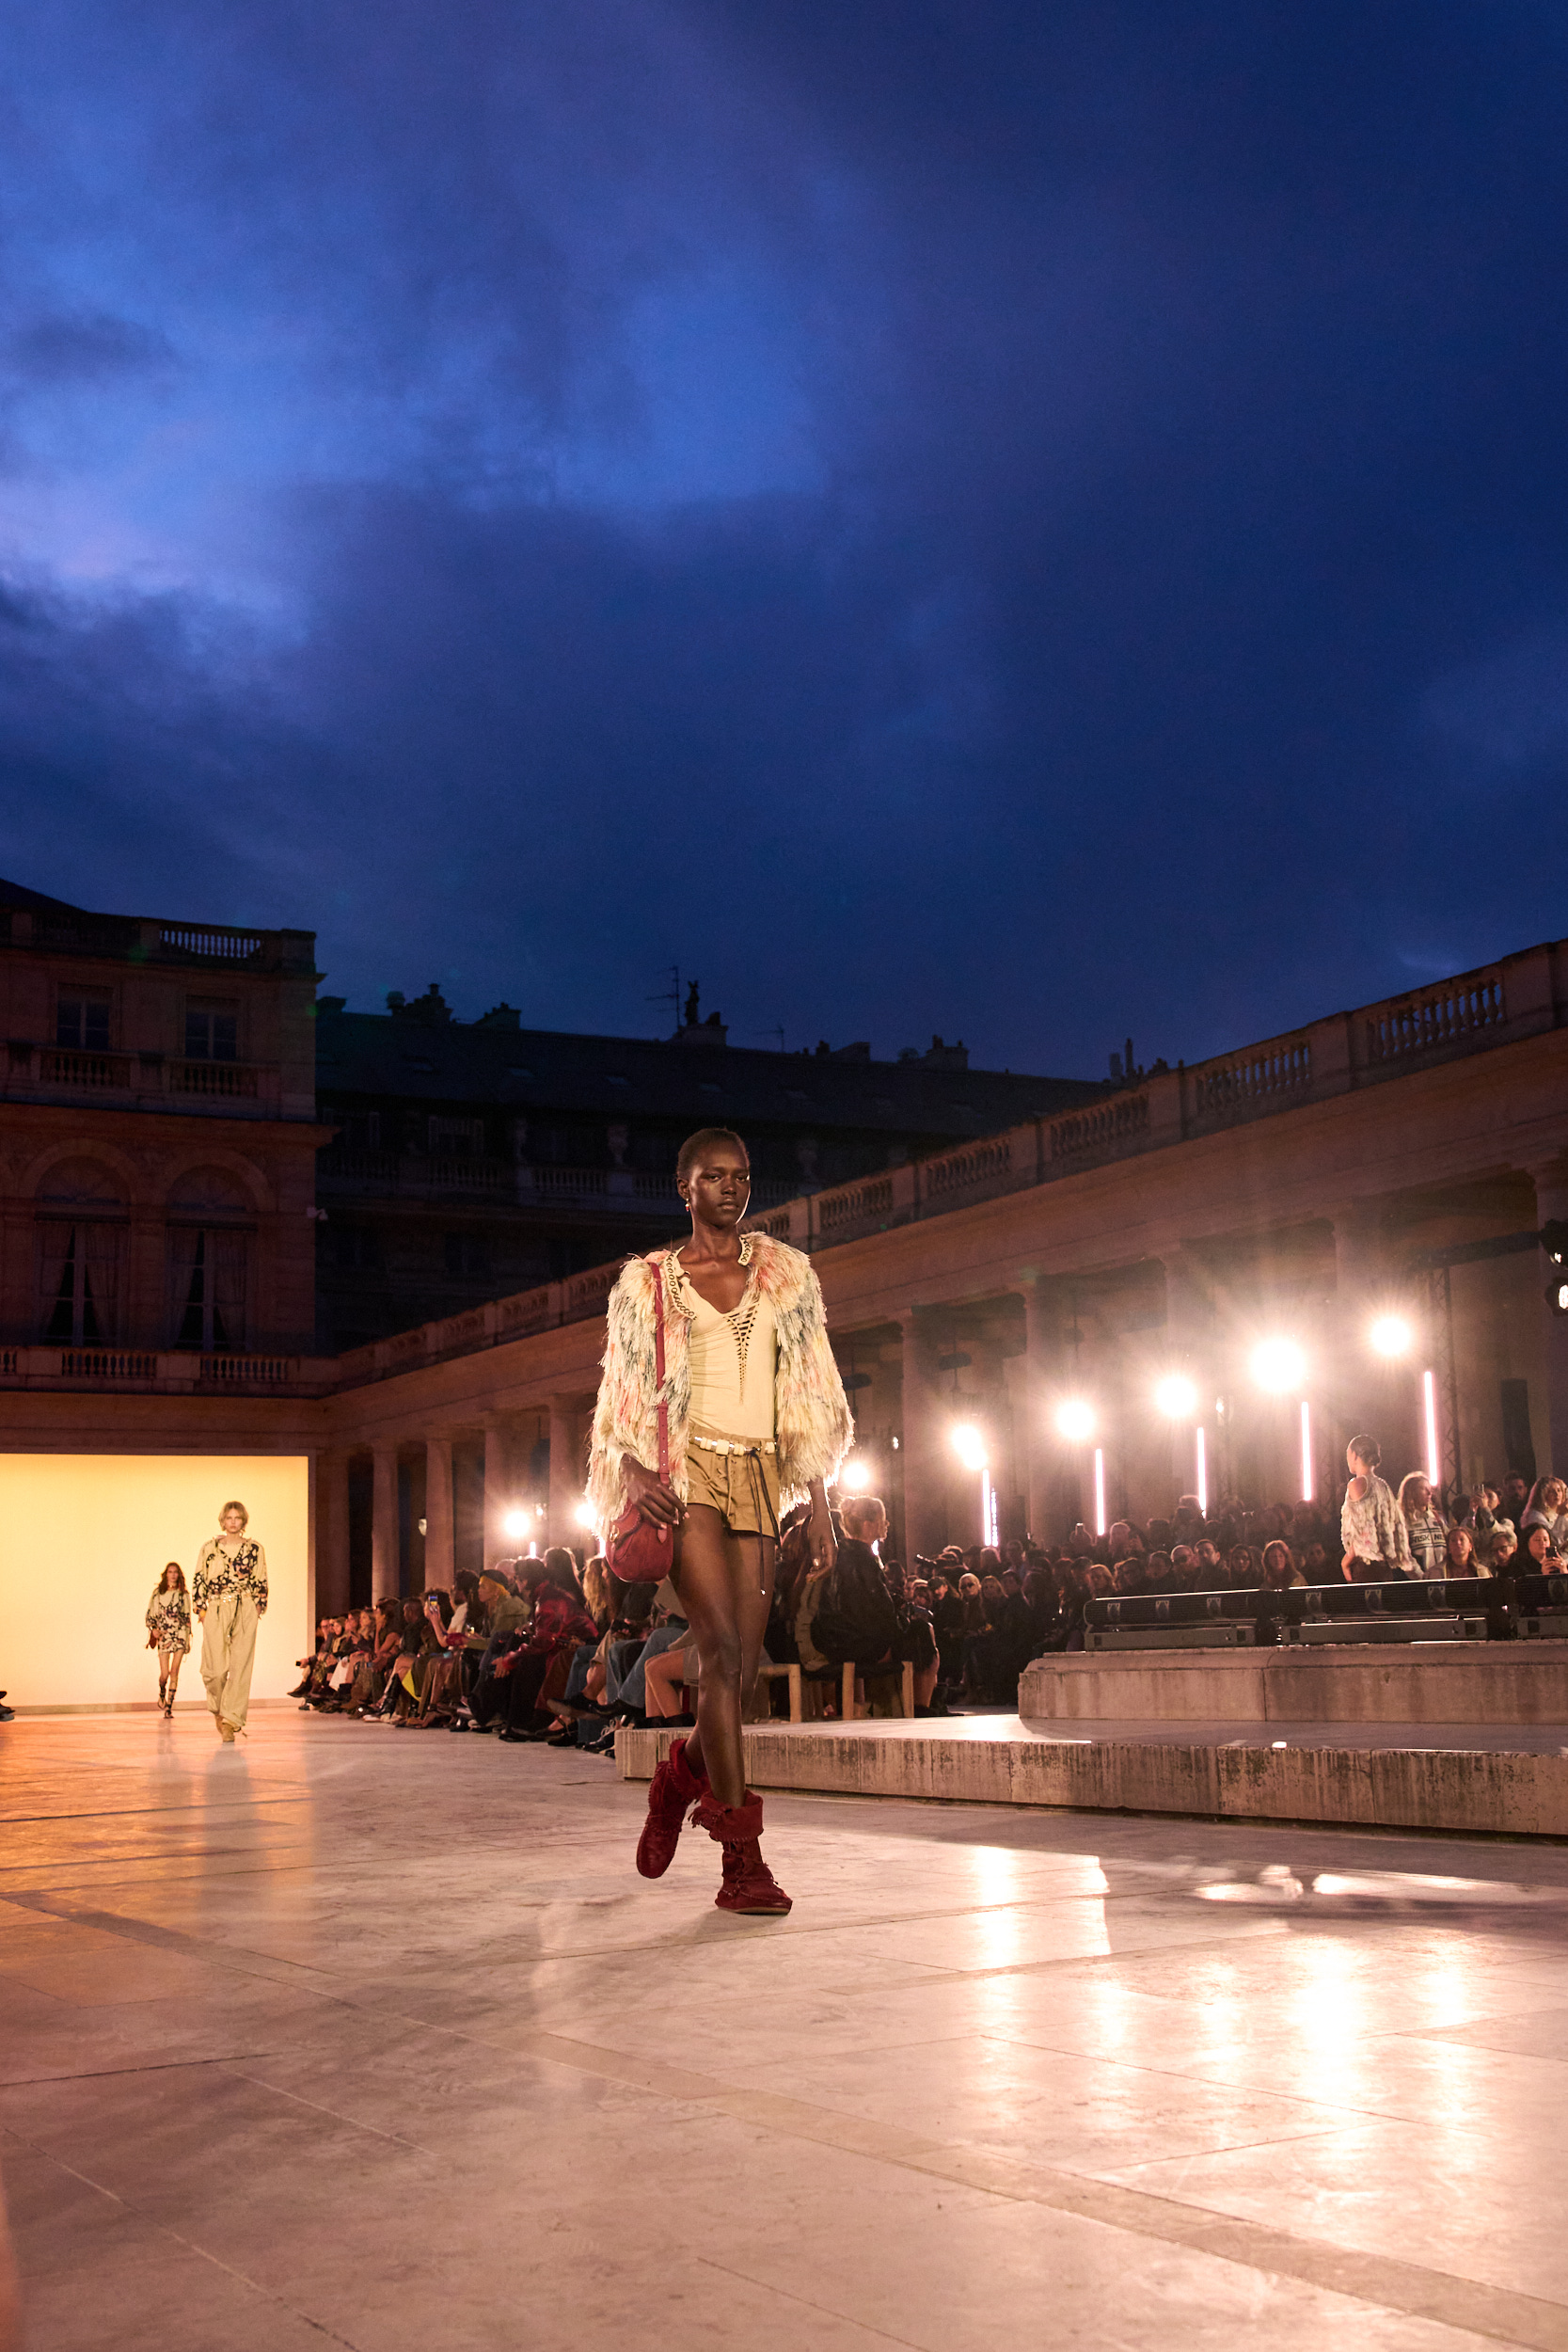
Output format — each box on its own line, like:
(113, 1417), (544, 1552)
(588, 1233), (853, 1527)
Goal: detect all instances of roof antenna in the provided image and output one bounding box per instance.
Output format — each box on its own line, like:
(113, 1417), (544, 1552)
(645, 963), (680, 1036)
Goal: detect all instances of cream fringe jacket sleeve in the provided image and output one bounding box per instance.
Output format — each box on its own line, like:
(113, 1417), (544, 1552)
(587, 1233), (854, 1530)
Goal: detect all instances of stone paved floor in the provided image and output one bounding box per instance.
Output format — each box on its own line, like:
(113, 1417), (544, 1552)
(4, 1710), (1568, 2351)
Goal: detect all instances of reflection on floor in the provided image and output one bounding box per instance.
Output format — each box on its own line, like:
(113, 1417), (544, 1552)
(4, 1712), (1568, 2351)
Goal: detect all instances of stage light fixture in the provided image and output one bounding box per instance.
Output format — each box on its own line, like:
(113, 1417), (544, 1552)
(1055, 1399), (1095, 1443)
(1153, 1373), (1197, 1421)
(1421, 1369), (1442, 1487)
(501, 1507), (530, 1538)
(1250, 1337), (1306, 1393)
(1369, 1313), (1412, 1359)
(950, 1422), (988, 1472)
(1300, 1400), (1315, 1503)
(840, 1458), (874, 1492)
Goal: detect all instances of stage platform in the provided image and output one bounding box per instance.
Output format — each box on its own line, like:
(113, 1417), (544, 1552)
(617, 1711), (1568, 1837)
(1019, 1640), (1568, 1727)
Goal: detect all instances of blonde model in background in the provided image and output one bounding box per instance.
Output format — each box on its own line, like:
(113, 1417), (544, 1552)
(144, 1562), (191, 1718)
(194, 1500), (268, 1743)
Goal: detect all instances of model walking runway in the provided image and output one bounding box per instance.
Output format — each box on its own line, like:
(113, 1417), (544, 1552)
(589, 1126), (852, 1913)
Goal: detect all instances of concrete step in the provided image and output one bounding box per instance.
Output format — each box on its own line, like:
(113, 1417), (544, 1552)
(617, 1715), (1568, 1838)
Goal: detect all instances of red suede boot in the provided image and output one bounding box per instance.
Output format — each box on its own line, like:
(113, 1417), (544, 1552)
(692, 1788), (792, 1915)
(635, 1735), (708, 1879)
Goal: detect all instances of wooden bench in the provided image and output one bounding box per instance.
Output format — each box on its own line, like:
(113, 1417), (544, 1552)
(843, 1659), (915, 1720)
(752, 1661), (803, 1723)
(794, 1660), (917, 1721)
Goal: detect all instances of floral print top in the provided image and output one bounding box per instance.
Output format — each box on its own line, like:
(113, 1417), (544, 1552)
(145, 1584), (192, 1652)
(193, 1537), (269, 1616)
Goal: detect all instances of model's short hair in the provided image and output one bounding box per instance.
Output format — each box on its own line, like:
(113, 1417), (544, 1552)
(676, 1127), (749, 1186)
(840, 1493), (885, 1534)
(1347, 1434), (1380, 1470)
(218, 1498), (249, 1526)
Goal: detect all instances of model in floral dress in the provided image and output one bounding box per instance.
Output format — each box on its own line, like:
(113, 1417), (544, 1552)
(145, 1564), (192, 1718)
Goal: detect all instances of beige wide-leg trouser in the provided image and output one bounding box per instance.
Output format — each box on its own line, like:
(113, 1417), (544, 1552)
(200, 1593), (259, 1731)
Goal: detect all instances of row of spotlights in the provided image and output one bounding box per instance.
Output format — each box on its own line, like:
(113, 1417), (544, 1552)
(495, 1314), (1423, 1543)
(1028, 1318), (1418, 1450)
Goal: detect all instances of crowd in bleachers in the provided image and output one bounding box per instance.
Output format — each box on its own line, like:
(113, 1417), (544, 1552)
(291, 1469), (1568, 1735)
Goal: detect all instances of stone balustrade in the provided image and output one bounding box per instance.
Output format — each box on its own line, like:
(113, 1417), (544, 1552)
(4, 1042), (279, 1116)
(315, 1153), (794, 1214)
(0, 1346), (336, 1392)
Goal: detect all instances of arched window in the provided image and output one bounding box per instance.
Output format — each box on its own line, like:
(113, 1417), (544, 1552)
(36, 1159), (127, 1343)
(166, 1166), (253, 1352)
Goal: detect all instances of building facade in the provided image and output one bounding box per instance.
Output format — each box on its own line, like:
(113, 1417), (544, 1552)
(304, 938), (1568, 1599)
(312, 986), (1097, 1351)
(2, 914), (1566, 1633)
(0, 878), (327, 1375)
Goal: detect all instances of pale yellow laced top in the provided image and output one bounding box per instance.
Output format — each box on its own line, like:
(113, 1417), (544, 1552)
(666, 1236), (778, 1445)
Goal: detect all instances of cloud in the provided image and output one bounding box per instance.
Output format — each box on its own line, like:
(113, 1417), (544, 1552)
(1, 0), (1567, 1073)
(5, 312), (175, 385)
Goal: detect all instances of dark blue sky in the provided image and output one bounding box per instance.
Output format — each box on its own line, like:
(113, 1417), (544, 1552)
(2, 1), (1565, 1075)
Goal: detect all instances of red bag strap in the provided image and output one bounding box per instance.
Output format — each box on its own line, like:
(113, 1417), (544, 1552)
(652, 1260), (670, 1484)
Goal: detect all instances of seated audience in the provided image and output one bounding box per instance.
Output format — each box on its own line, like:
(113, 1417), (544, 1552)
(1443, 1524), (1482, 1579)
(1523, 1523), (1563, 1572)
(1260, 1539), (1305, 1590)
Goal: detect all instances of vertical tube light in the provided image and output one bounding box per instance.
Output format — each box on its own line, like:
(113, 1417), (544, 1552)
(1299, 1400), (1314, 1503)
(1421, 1369), (1441, 1488)
(1195, 1427), (1208, 1515)
(1092, 1447), (1106, 1537)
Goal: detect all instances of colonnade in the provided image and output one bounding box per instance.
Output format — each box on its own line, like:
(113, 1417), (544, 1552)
(313, 1152), (1568, 1608)
(885, 1169), (1568, 1561)
(314, 1391), (596, 1612)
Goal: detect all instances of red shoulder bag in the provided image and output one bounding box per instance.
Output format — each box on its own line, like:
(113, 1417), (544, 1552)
(606, 1262), (674, 1584)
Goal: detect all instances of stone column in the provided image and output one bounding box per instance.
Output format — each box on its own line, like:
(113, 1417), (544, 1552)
(424, 1435), (455, 1586)
(371, 1441), (400, 1596)
(314, 1449), (351, 1616)
(1329, 1201), (1393, 1459)
(1531, 1158), (1568, 1478)
(896, 1311), (946, 1562)
(483, 1416), (531, 1558)
(548, 1393), (583, 1547)
(1160, 1248), (1212, 1506)
(1021, 1280), (1052, 1542)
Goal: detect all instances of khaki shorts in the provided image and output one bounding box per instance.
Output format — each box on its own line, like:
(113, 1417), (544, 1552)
(685, 1439), (782, 1538)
